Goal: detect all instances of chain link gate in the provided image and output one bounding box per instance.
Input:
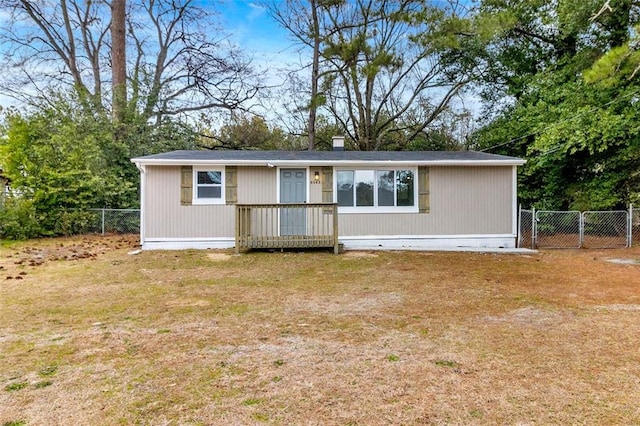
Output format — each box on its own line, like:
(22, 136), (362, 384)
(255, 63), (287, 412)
(518, 206), (634, 249)
(535, 210), (582, 249)
(582, 211), (629, 248)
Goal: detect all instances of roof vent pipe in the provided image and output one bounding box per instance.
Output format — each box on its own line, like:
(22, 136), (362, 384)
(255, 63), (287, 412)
(332, 135), (345, 151)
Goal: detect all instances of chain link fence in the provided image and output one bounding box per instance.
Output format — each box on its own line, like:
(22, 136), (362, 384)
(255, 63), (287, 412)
(518, 208), (534, 249)
(87, 209), (140, 235)
(519, 206), (637, 249)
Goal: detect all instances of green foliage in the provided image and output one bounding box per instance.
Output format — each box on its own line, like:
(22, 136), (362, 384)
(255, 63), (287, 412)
(313, 116), (349, 150)
(585, 31), (640, 84)
(4, 382), (28, 392)
(206, 114), (287, 150)
(0, 197), (43, 239)
(474, 74), (640, 209)
(54, 210), (101, 236)
(0, 92), (199, 239)
(472, 0), (640, 210)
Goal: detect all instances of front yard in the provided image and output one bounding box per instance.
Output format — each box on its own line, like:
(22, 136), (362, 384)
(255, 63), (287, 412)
(1, 236), (639, 424)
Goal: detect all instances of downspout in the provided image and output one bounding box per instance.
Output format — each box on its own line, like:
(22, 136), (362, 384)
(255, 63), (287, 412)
(135, 162), (146, 249)
(512, 165), (518, 244)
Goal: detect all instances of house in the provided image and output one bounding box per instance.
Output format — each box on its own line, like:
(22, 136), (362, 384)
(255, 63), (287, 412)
(131, 138), (525, 251)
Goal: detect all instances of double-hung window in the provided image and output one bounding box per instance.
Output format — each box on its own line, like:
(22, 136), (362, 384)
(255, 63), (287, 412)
(336, 168), (417, 213)
(193, 167), (225, 204)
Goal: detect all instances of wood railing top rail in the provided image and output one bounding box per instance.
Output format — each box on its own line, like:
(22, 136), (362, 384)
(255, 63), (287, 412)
(236, 203), (337, 207)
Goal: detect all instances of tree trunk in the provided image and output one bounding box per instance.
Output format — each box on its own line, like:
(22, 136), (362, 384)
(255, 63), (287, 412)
(111, 0), (127, 122)
(308, 0), (320, 151)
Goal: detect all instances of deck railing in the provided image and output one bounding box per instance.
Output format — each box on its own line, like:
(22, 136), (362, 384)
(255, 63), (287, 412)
(235, 203), (339, 254)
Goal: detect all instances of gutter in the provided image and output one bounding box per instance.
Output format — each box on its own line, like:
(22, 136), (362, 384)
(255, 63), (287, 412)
(134, 162), (146, 249)
(130, 159), (527, 167)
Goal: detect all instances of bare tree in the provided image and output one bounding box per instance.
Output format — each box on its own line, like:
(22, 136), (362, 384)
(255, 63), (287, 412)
(268, 0), (475, 151)
(0, 0), (263, 124)
(0, 0), (108, 110)
(129, 0), (263, 125)
(266, 0), (327, 150)
(319, 0), (473, 150)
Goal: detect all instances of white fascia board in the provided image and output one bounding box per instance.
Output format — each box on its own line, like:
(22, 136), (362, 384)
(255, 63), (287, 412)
(131, 158), (526, 167)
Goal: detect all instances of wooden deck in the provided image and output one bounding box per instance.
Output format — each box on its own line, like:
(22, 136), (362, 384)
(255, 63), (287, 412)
(235, 203), (339, 254)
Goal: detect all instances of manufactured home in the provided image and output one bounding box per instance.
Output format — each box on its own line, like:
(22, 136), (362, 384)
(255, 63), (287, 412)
(132, 140), (525, 252)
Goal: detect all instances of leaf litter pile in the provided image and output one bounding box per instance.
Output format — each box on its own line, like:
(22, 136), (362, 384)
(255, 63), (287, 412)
(1, 237), (640, 424)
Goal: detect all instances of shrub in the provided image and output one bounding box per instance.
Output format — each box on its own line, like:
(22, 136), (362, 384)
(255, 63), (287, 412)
(54, 210), (100, 236)
(0, 197), (44, 240)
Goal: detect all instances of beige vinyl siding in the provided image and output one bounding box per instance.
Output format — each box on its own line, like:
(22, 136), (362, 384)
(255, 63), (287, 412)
(145, 166), (277, 239)
(309, 167), (323, 203)
(144, 164), (514, 240)
(339, 166), (514, 236)
(145, 166), (233, 238)
(235, 167), (279, 238)
(236, 167), (277, 203)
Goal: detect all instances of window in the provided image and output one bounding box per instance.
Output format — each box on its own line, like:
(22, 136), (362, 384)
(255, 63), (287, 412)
(193, 168), (225, 204)
(336, 168), (416, 212)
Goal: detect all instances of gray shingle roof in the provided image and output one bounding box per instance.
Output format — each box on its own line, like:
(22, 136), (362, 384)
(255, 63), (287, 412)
(132, 150), (524, 166)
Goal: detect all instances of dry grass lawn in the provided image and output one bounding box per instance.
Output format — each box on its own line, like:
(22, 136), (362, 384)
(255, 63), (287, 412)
(1, 235), (640, 425)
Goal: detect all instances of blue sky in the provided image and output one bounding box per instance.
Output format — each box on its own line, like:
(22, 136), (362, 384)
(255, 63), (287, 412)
(218, 1), (287, 46)
(209, 1), (299, 69)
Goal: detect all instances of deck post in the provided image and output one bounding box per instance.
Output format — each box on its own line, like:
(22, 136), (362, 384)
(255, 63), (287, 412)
(333, 203), (339, 254)
(235, 205), (240, 255)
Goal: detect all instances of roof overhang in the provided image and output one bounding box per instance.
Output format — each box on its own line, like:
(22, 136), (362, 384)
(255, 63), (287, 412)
(131, 158), (526, 167)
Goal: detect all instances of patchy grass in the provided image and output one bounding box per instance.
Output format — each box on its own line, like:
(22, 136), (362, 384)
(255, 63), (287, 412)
(4, 382), (28, 392)
(1, 236), (640, 424)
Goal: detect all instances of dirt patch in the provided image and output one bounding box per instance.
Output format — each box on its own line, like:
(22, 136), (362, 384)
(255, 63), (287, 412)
(285, 292), (404, 316)
(207, 252), (233, 261)
(344, 251), (378, 258)
(484, 306), (567, 327)
(165, 299), (212, 308)
(0, 234), (138, 281)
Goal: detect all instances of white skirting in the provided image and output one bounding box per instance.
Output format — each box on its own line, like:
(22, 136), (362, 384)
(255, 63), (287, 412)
(141, 234), (517, 251)
(339, 234), (517, 250)
(142, 237), (235, 250)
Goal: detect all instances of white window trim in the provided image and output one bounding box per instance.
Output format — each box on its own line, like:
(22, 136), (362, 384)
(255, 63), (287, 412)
(192, 166), (225, 205)
(334, 167), (419, 214)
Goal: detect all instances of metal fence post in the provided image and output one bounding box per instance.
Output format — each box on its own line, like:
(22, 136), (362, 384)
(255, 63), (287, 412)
(531, 207), (536, 249)
(101, 209), (105, 236)
(579, 211), (584, 248)
(627, 203), (633, 247)
(517, 204), (522, 248)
